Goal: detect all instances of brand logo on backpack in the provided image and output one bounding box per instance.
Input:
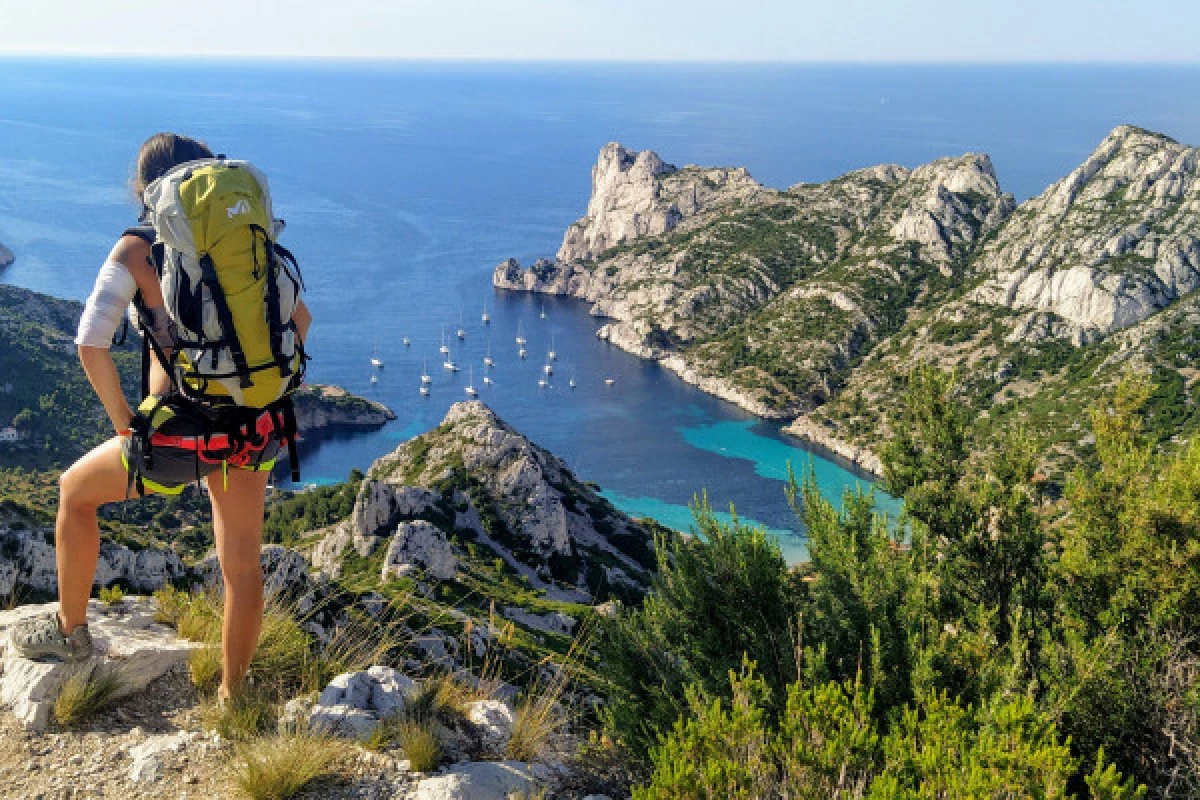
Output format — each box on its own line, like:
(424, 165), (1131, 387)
(227, 199), (250, 219)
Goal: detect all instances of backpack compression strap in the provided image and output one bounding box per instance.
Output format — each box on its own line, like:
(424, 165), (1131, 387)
(197, 252), (254, 388)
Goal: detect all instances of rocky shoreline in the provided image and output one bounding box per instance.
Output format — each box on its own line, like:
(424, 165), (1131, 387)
(782, 415), (884, 479)
(292, 384), (396, 436)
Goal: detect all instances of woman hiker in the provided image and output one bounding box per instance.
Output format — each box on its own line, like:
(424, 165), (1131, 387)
(9, 133), (311, 707)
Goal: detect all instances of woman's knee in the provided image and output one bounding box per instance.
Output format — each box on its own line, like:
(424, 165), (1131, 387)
(58, 466), (100, 515)
(220, 561), (265, 596)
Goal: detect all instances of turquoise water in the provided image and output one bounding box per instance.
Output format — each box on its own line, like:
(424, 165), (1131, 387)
(601, 489), (810, 563)
(2, 61), (1199, 561)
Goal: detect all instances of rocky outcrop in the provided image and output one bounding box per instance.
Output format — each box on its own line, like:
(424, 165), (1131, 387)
(972, 126), (1200, 338)
(496, 142), (1012, 419)
(405, 760), (541, 800)
(381, 520), (457, 582)
(292, 384), (396, 435)
(0, 512), (186, 598)
(556, 142), (766, 263)
(341, 401), (655, 600)
(0, 597), (200, 730)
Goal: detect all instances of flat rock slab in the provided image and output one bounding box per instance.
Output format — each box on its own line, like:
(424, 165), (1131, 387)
(0, 598), (199, 731)
(405, 760), (539, 800)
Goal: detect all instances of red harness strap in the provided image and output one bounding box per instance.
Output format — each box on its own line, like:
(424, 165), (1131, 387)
(149, 409), (283, 461)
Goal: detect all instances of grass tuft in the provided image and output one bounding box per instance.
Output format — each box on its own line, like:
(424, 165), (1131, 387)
(53, 664), (125, 727)
(397, 719), (442, 772)
(189, 644), (223, 694)
(203, 684), (280, 741)
(506, 622), (592, 762)
(152, 584), (187, 626)
(98, 584), (125, 607)
(226, 733), (345, 800)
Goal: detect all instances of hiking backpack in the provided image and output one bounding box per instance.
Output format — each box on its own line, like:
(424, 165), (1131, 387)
(129, 156), (308, 480)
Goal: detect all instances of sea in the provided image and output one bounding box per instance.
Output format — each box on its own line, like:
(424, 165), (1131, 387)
(2, 60), (1200, 562)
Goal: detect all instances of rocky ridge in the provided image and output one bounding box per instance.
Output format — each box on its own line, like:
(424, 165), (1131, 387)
(497, 127), (1200, 477)
(313, 400), (657, 603)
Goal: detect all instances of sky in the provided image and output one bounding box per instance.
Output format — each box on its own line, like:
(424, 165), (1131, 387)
(0, 0), (1196, 62)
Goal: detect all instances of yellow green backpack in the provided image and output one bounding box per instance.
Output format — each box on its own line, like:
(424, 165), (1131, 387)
(130, 156), (308, 479)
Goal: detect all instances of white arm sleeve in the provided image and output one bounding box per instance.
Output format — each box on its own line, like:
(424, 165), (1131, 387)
(75, 260), (138, 349)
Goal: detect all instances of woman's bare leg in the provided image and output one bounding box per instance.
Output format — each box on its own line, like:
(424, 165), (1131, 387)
(57, 437), (153, 631)
(207, 467), (269, 700)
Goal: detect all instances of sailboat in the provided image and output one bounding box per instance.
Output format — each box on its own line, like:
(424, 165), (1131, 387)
(538, 376), (549, 388)
(370, 343), (384, 369)
(465, 366), (478, 396)
(370, 373), (378, 384)
(539, 301), (547, 320)
(543, 361), (553, 375)
(443, 356), (459, 371)
(548, 335), (557, 361)
(568, 372), (576, 389)
(421, 359), (432, 384)
(518, 347), (527, 359)
(419, 384), (430, 396)
(483, 341), (494, 368)
(439, 327), (450, 356)
(402, 336), (411, 347)
(483, 374), (494, 385)
(515, 321), (526, 346)
(457, 312), (466, 340)
(481, 302), (490, 324)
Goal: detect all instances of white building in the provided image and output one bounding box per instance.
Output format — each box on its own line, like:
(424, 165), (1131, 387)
(0, 427), (19, 442)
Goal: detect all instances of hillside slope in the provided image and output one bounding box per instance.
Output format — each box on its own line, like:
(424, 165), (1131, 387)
(496, 126), (1200, 480)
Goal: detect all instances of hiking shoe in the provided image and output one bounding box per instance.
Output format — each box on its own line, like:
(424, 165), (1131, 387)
(9, 611), (94, 662)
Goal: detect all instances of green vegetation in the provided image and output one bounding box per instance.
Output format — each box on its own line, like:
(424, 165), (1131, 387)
(53, 664), (126, 727)
(599, 368), (1197, 797)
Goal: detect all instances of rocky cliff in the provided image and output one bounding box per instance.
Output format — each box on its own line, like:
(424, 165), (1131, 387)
(497, 127), (1200, 479)
(312, 401), (657, 604)
(971, 126), (1200, 341)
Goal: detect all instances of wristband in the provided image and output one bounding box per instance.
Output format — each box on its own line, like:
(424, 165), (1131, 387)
(116, 429), (132, 437)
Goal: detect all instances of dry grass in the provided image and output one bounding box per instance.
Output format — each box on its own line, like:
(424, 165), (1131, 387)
(151, 584), (188, 626)
(53, 664), (125, 727)
(226, 733), (347, 800)
(506, 621), (592, 762)
(189, 644), (223, 693)
(202, 684), (280, 742)
(396, 719), (442, 772)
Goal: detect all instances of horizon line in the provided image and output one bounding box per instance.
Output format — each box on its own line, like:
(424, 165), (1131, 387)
(1, 51), (1199, 67)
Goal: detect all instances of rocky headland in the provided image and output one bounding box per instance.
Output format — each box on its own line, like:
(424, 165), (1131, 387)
(292, 383), (396, 435)
(495, 126), (1200, 479)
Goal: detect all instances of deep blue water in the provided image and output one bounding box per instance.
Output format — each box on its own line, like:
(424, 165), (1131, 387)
(2, 60), (1199, 560)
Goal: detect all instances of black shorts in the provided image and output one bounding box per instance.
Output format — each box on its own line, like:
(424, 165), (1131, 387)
(121, 395), (285, 495)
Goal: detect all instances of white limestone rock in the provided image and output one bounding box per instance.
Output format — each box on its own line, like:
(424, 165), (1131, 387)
(128, 731), (197, 783)
(556, 142), (764, 264)
(972, 125), (1200, 339)
(308, 666), (417, 741)
(0, 598), (200, 731)
(466, 699), (516, 751)
(404, 760), (539, 800)
(381, 520), (457, 582)
(0, 519), (185, 598)
(360, 402), (653, 599)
